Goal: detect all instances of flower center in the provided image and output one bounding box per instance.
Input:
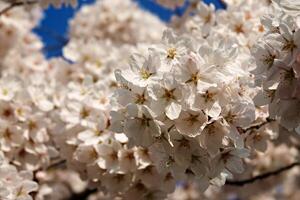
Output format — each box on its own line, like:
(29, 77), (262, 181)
(140, 68), (152, 80)
(262, 54), (276, 69)
(282, 39), (297, 52)
(234, 24), (244, 34)
(162, 88), (176, 101)
(186, 72), (200, 85)
(201, 90), (215, 103)
(167, 47), (177, 59)
(186, 114), (200, 125)
(80, 107), (90, 119)
(2, 88), (8, 96)
(135, 93), (146, 104)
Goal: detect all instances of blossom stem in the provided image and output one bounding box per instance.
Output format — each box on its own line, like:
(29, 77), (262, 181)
(242, 117), (275, 133)
(47, 159), (67, 170)
(68, 188), (97, 200)
(226, 161), (300, 186)
(0, 0), (37, 16)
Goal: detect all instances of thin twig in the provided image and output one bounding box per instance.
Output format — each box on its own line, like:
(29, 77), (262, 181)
(0, 3), (15, 15)
(68, 188), (98, 200)
(242, 117), (275, 133)
(219, 0), (227, 9)
(0, 1), (37, 16)
(226, 161), (300, 186)
(47, 159), (67, 170)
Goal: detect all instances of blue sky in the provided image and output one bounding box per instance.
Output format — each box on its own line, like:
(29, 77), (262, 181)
(33, 0), (225, 57)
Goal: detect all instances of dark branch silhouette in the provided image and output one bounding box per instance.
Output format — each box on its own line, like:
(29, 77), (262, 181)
(0, 1), (37, 16)
(47, 159), (67, 170)
(240, 117), (275, 134)
(68, 188), (98, 200)
(226, 161), (300, 186)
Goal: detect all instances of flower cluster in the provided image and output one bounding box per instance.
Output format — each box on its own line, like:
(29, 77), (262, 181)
(0, 151), (38, 200)
(168, 142), (300, 200)
(67, 0), (165, 46)
(0, 74), (61, 170)
(0, 1), (42, 71)
(34, 169), (87, 200)
(111, 27), (262, 191)
(172, 0), (270, 48)
(0, 2), (58, 171)
(55, 74), (177, 198)
(0, 0), (299, 199)
(45, 0), (176, 198)
(252, 0), (300, 134)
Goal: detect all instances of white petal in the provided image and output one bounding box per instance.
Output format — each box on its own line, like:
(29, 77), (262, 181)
(166, 102), (182, 120)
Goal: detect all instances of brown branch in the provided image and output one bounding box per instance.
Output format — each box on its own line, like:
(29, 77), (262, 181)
(226, 161), (300, 186)
(47, 159), (67, 170)
(240, 117), (275, 134)
(68, 188), (98, 200)
(0, 1), (37, 16)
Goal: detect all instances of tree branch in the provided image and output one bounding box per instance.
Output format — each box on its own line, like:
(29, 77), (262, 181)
(219, 0), (228, 9)
(47, 159), (67, 170)
(226, 161), (300, 186)
(68, 188), (98, 200)
(239, 117), (275, 134)
(0, 1), (37, 16)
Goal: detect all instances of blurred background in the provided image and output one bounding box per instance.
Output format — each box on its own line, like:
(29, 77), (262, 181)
(34, 0), (225, 58)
